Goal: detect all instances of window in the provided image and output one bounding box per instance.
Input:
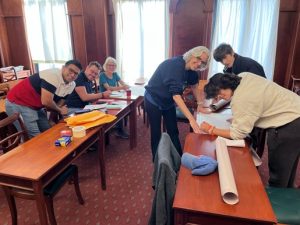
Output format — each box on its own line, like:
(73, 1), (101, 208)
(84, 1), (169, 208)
(113, 0), (169, 84)
(24, 0), (73, 71)
(209, 0), (280, 80)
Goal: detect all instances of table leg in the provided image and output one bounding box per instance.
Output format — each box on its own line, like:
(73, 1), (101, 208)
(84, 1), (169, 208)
(2, 186), (18, 225)
(98, 127), (106, 190)
(33, 181), (49, 225)
(129, 101), (137, 149)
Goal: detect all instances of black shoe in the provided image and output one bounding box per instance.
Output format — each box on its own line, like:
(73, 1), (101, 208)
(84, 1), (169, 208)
(115, 131), (129, 139)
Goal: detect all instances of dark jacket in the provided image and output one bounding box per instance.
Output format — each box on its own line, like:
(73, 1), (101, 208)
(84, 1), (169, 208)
(224, 54), (266, 78)
(149, 133), (181, 225)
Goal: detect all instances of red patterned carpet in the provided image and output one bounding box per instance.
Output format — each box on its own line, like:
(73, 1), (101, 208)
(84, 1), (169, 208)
(0, 114), (299, 225)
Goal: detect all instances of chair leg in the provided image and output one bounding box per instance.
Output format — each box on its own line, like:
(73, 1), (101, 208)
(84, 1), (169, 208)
(44, 196), (57, 225)
(72, 167), (84, 205)
(3, 187), (18, 225)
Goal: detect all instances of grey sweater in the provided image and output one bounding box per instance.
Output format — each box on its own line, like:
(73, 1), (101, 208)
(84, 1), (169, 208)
(149, 133), (181, 225)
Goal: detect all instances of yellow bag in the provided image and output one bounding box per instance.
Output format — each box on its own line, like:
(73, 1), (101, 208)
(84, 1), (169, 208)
(65, 111), (116, 128)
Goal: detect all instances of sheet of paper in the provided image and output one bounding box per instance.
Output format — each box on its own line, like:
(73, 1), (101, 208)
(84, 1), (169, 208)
(197, 111), (232, 129)
(83, 103), (107, 110)
(217, 136), (245, 147)
(110, 91), (125, 97)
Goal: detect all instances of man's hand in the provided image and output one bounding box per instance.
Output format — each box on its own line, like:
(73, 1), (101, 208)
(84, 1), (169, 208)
(60, 105), (68, 115)
(102, 90), (111, 98)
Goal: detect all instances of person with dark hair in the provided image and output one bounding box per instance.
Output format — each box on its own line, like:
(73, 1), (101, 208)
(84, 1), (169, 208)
(213, 43), (266, 77)
(145, 46), (210, 161)
(66, 61), (111, 115)
(5, 59), (82, 138)
(213, 43), (266, 153)
(200, 72), (300, 188)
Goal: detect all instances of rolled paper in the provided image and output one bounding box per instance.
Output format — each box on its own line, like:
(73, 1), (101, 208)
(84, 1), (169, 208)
(72, 126), (86, 138)
(210, 99), (230, 111)
(215, 138), (239, 205)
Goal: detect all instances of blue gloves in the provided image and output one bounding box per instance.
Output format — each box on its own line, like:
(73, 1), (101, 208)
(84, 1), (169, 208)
(181, 153), (218, 175)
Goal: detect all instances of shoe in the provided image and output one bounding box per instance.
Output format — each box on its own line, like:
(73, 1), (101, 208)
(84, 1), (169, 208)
(115, 131), (129, 139)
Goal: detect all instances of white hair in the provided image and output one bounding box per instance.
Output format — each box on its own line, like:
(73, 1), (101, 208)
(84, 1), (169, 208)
(183, 46), (211, 70)
(103, 57), (117, 71)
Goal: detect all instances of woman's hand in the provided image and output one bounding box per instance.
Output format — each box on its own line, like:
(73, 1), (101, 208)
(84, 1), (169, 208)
(189, 119), (201, 134)
(200, 121), (213, 133)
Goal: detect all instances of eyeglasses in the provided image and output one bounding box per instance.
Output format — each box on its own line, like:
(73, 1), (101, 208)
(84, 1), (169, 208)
(68, 67), (80, 76)
(107, 64), (116, 67)
(196, 57), (208, 71)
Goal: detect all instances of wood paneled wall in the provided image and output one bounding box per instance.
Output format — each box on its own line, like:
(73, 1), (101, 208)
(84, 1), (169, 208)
(67, 0), (112, 68)
(169, 0), (214, 79)
(0, 0), (299, 88)
(273, 0), (300, 87)
(0, 0), (31, 71)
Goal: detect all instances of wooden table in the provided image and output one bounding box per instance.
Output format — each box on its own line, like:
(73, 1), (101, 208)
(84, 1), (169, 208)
(98, 99), (136, 190)
(0, 100), (136, 224)
(0, 122), (101, 225)
(173, 133), (277, 225)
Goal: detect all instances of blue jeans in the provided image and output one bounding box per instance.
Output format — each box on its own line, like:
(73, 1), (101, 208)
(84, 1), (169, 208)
(5, 99), (50, 138)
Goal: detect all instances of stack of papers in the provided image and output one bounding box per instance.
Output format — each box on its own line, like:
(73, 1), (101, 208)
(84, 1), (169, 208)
(83, 103), (107, 110)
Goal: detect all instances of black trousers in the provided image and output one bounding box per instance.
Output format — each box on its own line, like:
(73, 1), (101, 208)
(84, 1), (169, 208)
(267, 117), (300, 187)
(144, 98), (182, 161)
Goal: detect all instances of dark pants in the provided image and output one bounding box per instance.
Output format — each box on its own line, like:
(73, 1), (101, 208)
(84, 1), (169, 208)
(144, 98), (182, 161)
(267, 117), (300, 187)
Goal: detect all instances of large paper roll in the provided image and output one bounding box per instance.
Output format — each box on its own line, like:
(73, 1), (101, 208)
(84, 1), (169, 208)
(215, 138), (239, 205)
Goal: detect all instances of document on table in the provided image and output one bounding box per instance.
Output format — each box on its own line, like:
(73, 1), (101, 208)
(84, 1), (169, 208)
(197, 111), (232, 129)
(83, 103), (107, 110)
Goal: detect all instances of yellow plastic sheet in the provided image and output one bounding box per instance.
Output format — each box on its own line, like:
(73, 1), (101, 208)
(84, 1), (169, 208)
(65, 111), (116, 129)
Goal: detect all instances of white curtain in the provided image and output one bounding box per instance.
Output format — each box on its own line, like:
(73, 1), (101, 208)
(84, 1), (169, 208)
(23, 0), (73, 65)
(112, 0), (169, 84)
(209, 0), (280, 80)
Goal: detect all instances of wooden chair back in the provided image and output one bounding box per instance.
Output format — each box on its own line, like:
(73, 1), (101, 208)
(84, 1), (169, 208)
(0, 112), (29, 153)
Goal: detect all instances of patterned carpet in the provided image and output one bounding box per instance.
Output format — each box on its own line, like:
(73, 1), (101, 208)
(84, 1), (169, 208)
(0, 113), (299, 225)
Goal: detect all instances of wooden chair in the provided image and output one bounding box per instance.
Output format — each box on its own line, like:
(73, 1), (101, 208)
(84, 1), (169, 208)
(291, 75), (300, 95)
(0, 112), (29, 153)
(0, 112), (85, 225)
(0, 83), (10, 99)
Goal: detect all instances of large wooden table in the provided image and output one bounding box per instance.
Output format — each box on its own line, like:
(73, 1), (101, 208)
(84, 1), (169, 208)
(173, 133), (277, 225)
(0, 100), (136, 224)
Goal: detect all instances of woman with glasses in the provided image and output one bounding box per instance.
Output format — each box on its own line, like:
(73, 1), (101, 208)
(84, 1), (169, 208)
(99, 57), (129, 92)
(144, 46), (210, 161)
(99, 57), (130, 139)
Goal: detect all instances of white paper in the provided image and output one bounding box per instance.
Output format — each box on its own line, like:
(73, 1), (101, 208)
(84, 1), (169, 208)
(197, 111), (232, 129)
(83, 103), (107, 110)
(110, 91), (124, 97)
(217, 137), (245, 147)
(215, 138), (239, 205)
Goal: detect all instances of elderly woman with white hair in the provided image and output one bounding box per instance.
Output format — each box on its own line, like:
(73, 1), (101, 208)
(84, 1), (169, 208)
(99, 57), (129, 92)
(144, 46), (210, 161)
(99, 57), (129, 139)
